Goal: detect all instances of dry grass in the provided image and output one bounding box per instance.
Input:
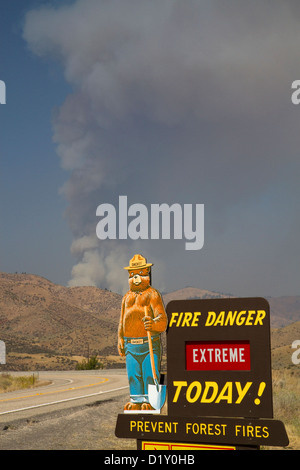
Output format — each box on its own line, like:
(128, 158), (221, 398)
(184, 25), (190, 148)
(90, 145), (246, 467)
(268, 369), (300, 450)
(0, 373), (50, 393)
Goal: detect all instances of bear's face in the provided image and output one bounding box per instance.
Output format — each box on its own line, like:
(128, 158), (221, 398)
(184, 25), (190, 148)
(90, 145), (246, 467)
(128, 267), (150, 292)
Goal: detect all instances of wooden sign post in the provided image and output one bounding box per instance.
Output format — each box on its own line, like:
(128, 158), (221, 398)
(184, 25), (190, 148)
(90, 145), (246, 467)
(115, 297), (289, 450)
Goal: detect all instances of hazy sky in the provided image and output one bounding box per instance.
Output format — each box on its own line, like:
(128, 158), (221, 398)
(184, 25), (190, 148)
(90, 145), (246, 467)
(1, 0), (300, 297)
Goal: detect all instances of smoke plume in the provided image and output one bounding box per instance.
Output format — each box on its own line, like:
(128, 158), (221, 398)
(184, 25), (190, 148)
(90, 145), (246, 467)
(23, 0), (300, 296)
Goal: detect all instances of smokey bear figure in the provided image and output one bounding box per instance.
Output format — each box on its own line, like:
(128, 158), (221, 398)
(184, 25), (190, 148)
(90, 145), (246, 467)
(118, 254), (167, 411)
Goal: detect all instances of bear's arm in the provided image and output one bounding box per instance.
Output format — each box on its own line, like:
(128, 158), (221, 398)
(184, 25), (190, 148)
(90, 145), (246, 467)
(118, 297), (125, 339)
(150, 289), (168, 333)
(117, 297), (126, 356)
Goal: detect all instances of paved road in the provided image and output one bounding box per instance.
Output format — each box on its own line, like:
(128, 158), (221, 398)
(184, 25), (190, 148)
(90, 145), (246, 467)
(0, 369), (128, 424)
(0, 370), (135, 450)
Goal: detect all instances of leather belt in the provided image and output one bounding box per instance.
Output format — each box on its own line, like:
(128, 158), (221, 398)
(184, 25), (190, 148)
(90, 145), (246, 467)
(125, 335), (160, 345)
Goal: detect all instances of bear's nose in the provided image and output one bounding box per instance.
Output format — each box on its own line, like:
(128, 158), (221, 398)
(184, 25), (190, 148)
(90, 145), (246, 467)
(133, 274), (141, 284)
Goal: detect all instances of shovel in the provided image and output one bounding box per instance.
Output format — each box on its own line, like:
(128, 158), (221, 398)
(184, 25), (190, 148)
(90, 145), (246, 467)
(144, 307), (167, 410)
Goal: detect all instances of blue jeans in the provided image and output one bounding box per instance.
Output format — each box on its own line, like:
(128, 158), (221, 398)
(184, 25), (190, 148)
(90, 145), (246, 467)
(124, 336), (161, 403)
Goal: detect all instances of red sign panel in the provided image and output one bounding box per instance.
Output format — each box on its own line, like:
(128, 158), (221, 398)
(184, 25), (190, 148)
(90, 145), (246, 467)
(186, 341), (251, 371)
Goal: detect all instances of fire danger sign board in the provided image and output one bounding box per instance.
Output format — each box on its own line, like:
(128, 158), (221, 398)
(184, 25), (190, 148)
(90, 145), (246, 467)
(166, 297), (273, 418)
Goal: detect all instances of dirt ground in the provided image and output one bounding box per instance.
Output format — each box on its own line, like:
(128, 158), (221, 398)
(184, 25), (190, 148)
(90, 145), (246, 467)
(0, 385), (294, 451)
(0, 389), (136, 450)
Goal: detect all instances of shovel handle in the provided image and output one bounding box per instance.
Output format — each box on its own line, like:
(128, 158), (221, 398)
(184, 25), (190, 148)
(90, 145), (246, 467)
(145, 307), (158, 383)
(147, 331), (158, 383)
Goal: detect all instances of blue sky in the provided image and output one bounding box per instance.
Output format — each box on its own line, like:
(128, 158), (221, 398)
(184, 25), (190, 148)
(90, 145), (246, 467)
(1, 0), (300, 298)
(1, 0), (74, 284)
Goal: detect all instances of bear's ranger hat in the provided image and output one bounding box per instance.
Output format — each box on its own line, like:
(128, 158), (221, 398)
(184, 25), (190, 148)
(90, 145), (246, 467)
(124, 254), (153, 270)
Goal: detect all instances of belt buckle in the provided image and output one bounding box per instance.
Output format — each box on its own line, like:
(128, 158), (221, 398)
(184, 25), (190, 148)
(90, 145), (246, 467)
(131, 338), (144, 345)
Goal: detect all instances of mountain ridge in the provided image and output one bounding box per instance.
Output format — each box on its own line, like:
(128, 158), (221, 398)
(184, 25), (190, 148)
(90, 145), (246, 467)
(0, 272), (299, 370)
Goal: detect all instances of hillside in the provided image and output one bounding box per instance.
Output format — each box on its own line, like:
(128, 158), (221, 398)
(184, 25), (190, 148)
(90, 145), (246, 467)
(267, 296), (300, 327)
(163, 287), (300, 327)
(162, 287), (233, 304)
(271, 320), (300, 369)
(0, 272), (122, 368)
(0, 272), (299, 370)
